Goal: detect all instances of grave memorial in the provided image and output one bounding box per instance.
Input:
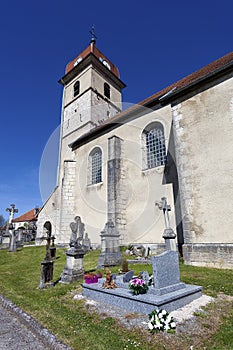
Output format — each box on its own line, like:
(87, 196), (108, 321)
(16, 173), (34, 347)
(39, 230), (55, 289)
(60, 216), (85, 283)
(5, 204), (18, 252)
(82, 198), (202, 314)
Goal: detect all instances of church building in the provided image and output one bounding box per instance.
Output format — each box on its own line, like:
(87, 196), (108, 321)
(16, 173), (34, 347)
(36, 36), (233, 269)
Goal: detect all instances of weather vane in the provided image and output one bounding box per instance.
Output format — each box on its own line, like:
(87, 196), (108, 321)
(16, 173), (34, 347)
(90, 24), (97, 44)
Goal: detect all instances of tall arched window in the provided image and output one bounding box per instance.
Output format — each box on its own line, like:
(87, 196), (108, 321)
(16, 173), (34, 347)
(89, 147), (102, 184)
(73, 81), (80, 97)
(142, 122), (167, 169)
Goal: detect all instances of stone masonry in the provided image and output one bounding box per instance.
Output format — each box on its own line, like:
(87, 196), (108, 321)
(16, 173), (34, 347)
(60, 160), (76, 237)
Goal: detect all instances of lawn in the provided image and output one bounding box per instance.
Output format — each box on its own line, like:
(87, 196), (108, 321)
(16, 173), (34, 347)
(0, 246), (232, 349)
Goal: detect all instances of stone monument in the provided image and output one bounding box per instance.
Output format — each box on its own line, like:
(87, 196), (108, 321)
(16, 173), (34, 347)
(155, 197), (176, 251)
(82, 199), (202, 313)
(97, 221), (122, 268)
(39, 230), (55, 289)
(5, 204), (18, 252)
(60, 216), (85, 283)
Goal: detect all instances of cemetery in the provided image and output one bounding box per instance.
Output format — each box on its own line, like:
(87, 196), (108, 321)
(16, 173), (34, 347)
(0, 205), (232, 349)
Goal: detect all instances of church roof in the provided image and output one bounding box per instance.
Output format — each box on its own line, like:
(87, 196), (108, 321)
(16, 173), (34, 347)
(65, 43), (120, 78)
(12, 208), (39, 223)
(70, 51), (233, 150)
(140, 51), (233, 106)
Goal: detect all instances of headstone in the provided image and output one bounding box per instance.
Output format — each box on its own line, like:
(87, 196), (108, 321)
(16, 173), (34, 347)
(60, 216), (85, 283)
(5, 204), (18, 252)
(49, 235), (56, 259)
(123, 270), (134, 283)
(39, 232), (54, 289)
(82, 232), (91, 253)
(97, 221), (122, 268)
(151, 250), (185, 295)
(8, 225), (17, 252)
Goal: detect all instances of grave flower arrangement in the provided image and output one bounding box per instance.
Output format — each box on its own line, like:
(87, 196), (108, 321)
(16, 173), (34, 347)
(148, 309), (176, 333)
(84, 272), (102, 284)
(129, 278), (148, 295)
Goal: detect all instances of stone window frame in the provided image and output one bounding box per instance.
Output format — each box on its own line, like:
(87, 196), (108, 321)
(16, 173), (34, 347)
(87, 146), (103, 185)
(141, 121), (167, 171)
(73, 80), (80, 97)
(104, 82), (110, 99)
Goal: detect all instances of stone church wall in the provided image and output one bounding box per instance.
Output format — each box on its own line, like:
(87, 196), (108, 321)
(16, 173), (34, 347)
(73, 105), (177, 247)
(173, 75), (233, 268)
(36, 187), (60, 244)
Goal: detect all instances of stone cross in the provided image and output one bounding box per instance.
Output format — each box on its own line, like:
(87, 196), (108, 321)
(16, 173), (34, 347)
(6, 204), (18, 252)
(155, 197), (176, 251)
(6, 204), (18, 224)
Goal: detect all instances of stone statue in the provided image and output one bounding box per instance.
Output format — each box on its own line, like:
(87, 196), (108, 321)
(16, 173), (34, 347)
(69, 216), (84, 250)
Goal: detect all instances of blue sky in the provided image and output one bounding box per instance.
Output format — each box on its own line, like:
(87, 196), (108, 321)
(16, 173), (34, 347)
(0, 0), (232, 220)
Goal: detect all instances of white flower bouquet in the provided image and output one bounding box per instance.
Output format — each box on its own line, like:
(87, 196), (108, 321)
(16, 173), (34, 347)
(148, 309), (176, 333)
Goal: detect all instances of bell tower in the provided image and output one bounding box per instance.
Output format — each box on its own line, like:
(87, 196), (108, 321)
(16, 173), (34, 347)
(58, 34), (126, 167)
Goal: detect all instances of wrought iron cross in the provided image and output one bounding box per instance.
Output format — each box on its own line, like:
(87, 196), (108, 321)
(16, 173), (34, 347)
(90, 24), (97, 44)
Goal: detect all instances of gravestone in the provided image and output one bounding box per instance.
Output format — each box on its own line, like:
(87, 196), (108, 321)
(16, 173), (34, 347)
(82, 232), (91, 253)
(5, 204), (18, 252)
(123, 270), (134, 283)
(60, 216), (85, 283)
(39, 231), (55, 289)
(97, 221), (122, 268)
(8, 226), (17, 252)
(82, 250), (202, 314)
(151, 250), (185, 295)
(49, 235), (56, 259)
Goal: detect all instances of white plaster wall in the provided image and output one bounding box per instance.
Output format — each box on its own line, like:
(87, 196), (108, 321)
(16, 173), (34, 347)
(74, 105), (177, 246)
(36, 187), (61, 242)
(91, 68), (122, 104)
(64, 67), (92, 106)
(175, 76), (233, 244)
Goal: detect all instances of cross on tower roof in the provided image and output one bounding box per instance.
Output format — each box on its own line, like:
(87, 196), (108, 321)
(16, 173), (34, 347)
(90, 24), (97, 44)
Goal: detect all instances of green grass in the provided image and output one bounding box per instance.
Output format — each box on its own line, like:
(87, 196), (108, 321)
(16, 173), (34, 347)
(0, 246), (232, 350)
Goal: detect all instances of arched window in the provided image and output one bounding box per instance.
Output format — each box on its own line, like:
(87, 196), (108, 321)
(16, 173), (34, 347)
(142, 122), (167, 169)
(89, 147), (102, 184)
(104, 82), (110, 99)
(73, 81), (80, 97)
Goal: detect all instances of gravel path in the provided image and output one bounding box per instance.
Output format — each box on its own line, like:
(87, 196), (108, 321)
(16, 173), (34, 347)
(0, 303), (47, 350)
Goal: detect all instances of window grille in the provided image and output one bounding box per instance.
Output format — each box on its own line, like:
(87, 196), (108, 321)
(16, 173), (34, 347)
(104, 83), (110, 99)
(73, 81), (80, 97)
(145, 124), (167, 169)
(90, 148), (102, 184)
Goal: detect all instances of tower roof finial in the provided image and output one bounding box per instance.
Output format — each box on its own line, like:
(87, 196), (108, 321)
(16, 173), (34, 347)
(90, 24), (97, 45)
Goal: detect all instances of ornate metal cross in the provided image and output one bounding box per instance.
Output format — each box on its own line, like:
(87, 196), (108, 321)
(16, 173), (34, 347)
(90, 24), (97, 44)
